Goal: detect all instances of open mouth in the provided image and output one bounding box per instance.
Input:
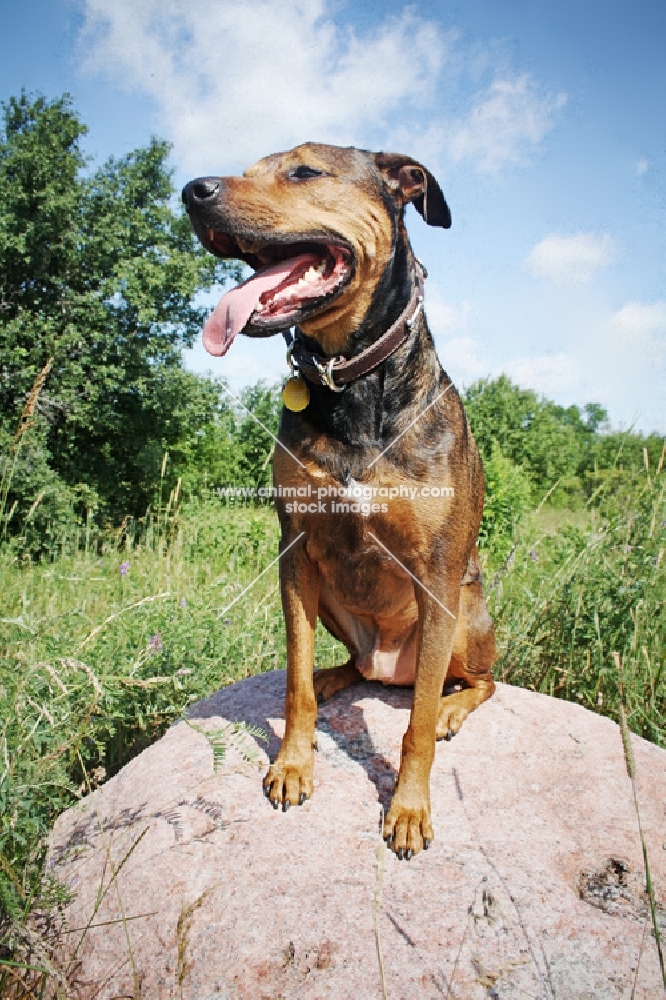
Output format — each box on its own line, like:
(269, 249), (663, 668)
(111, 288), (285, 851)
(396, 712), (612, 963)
(200, 231), (354, 357)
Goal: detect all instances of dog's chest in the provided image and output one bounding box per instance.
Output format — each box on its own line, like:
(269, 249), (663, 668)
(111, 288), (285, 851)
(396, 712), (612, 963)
(300, 489), (439, 614)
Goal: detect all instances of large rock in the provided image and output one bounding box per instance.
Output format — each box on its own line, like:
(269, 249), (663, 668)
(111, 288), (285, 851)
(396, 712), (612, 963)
(50, 675), (665, 999)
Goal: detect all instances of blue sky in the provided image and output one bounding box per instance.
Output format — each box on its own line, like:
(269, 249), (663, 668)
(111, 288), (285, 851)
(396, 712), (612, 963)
(2, 0), (664, 432)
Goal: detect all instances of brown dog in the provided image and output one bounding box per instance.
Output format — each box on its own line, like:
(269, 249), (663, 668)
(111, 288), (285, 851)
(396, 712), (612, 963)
(182, 144), (496, 859)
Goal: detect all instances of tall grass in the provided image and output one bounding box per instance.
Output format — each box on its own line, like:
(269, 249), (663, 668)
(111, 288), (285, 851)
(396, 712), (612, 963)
(616, 675), (665, 989)
(0, 359), (53, 541)
(489, 463), (665, 746)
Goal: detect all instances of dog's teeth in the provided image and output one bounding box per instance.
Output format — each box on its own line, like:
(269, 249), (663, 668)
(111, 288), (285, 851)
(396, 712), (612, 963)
(300, 264), (326, 285)
(207, 229), (215, 242)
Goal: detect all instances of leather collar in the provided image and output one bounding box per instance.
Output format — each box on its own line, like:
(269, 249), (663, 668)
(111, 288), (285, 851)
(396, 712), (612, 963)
(285, 261), (425, 391)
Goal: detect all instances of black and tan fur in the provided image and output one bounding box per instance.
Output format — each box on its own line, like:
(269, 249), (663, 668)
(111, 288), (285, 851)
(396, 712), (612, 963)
(183, 144), (496, 859)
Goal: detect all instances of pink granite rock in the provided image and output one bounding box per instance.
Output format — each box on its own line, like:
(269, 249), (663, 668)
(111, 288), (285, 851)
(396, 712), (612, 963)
(50, 676), (665, 999)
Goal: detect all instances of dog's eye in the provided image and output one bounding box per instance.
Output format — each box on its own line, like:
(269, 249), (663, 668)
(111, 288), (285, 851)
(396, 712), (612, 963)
(289, 165), (325, 180)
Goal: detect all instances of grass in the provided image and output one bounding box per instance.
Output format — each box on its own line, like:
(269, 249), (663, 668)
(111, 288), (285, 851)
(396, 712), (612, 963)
(0, 465), (664, 995)
(487, 467), (665, 747)
(617, 690), (665, 988)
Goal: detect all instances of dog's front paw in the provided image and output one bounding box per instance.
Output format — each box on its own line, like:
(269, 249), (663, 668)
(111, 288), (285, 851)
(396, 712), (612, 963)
(263, 758), (314, 812)
(383, 790), (434, 860)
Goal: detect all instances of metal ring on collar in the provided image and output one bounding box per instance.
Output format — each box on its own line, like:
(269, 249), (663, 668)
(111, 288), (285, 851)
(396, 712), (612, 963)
(414, 256), (428, 280)
(313, 356), (346, 392)
(405, 298), (423, 329)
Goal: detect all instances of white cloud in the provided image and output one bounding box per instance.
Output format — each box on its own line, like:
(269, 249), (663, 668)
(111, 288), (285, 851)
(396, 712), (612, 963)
(424, 286), (472, 338)
(78, 1), (565, 179)
(597, 301), (666, 430)
(424, 286), (490, 383)
(78, 0), (448, 175)
(448, 75), (567, 174)
(436, 336), (490, 384)
(525, 233), (615, 286)
(611, 300), (666, 354)
(494, 301), (665, 431)
(432, 294), (665, 432)
(503, 353), (581, 398)
(636, 159), (649, 176)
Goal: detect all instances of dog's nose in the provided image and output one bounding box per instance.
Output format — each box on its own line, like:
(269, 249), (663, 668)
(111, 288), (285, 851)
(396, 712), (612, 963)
(181, 176), (221, 208)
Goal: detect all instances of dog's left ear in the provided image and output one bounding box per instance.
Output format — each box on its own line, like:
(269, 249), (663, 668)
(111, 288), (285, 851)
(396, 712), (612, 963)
(373, 152), (451, 229)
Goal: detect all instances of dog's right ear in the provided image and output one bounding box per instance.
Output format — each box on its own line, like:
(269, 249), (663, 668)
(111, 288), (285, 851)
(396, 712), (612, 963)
(373, 152), (451, 229)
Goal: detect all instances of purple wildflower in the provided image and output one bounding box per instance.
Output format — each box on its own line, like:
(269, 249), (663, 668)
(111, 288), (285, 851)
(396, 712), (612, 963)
(149, 632), (163, 652)
(224, 618), (231, 625)
(529, 550), (539, 561)
(119, 560), (130, 577)
(176, 668), (192, 676)
(181, 597), (187, 608)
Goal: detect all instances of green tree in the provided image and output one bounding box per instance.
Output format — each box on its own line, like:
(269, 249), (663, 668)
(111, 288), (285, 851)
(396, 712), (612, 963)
(0, 91), (238, 539)
(464, 376), (609, 502)
(463, 375), (538, 469)
(160, 372), (242, 496)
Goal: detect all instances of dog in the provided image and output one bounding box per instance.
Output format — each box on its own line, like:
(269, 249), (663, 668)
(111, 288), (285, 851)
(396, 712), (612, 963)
(182, 144), (496, 859)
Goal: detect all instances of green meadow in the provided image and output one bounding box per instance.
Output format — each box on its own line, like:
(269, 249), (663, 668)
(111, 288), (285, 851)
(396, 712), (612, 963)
(1, 462), (663, 965)
(1, 92), (664, 995)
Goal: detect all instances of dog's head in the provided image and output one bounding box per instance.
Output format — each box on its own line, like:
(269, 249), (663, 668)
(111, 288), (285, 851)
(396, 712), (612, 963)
(182, 143), (450, 356)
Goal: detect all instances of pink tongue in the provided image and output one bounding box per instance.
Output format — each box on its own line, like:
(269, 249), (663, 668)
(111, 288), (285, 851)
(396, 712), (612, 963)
(202, 253), (319, 356)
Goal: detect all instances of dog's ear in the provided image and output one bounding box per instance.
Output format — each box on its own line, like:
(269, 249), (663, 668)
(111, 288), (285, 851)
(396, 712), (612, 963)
(373, 152), (451, 229)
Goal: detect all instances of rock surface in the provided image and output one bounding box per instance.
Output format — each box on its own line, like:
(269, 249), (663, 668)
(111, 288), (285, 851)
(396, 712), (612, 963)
(50, 675), (666, 999)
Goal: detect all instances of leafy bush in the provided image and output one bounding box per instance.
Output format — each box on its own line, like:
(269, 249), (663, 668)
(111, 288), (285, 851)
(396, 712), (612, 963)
(235, 382), (282, 490)
(478, 441), (533, 560)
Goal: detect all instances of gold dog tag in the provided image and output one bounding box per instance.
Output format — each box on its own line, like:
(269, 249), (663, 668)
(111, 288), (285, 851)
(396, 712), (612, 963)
(282, 374), (310, 411)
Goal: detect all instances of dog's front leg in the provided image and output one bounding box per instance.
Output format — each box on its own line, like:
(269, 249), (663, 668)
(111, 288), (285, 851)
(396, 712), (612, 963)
(263, 534), (318, 811)
(384, 586), (460, 858)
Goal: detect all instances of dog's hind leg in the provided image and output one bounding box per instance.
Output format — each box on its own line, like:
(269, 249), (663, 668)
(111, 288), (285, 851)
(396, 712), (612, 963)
(313, 659), (362, 703)
(312, 593), (367, 702)
(436, 547), (496, 740)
